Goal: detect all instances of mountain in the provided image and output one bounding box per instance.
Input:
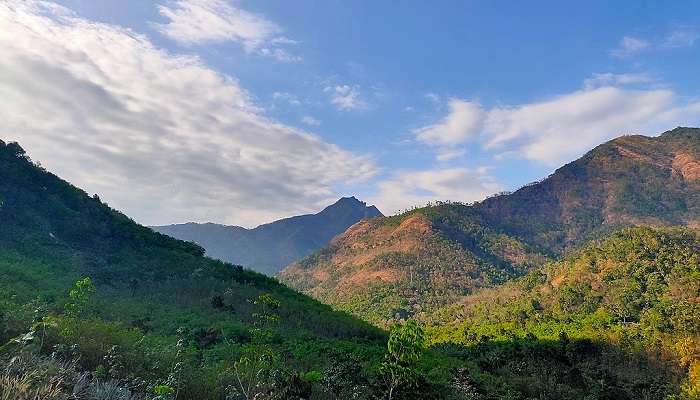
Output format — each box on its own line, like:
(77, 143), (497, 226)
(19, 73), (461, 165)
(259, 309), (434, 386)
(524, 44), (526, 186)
(0, 139), (386, 398)
(478, 126), (700, 252)
(279, 127), (700, 325)
(152, 197), (383, 275)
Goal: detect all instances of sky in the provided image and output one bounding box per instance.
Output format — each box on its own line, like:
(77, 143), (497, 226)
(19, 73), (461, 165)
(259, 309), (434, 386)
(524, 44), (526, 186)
(1, 0), (700, 227)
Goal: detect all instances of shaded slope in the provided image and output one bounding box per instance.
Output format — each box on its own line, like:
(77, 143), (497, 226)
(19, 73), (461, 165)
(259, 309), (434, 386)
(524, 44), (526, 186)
(153, 197), (382, 275)
(0, 138), (383, 357)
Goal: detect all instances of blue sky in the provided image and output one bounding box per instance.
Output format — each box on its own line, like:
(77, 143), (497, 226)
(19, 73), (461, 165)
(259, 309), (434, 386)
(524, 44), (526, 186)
(2, 1), (700, 226)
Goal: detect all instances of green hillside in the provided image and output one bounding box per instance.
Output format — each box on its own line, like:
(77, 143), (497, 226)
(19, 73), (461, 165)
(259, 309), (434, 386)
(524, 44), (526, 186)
(478, 127), (700, 252)
(280, 204), (549, 325)
(0, 140), (394, 399)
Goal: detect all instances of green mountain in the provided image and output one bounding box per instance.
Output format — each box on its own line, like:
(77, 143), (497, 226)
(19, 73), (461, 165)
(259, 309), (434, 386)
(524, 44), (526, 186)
(279, 127), (700, 325)
(152, 197), (382, 275)
(0, 140), (388, 398)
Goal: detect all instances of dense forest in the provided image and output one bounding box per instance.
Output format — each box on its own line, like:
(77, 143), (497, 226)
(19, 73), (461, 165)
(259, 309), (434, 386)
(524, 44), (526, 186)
(1, 132), (699, 400)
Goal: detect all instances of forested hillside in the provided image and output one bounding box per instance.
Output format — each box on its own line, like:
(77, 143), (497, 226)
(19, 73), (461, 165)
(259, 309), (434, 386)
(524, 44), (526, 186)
(279, 205), (549, 325)
(0, 140), (395, 399)
(428, 227), (700, 399)
(478, 127), (700, 252)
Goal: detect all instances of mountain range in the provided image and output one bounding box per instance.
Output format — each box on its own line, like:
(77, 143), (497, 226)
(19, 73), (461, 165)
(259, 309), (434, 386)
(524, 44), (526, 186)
(279, 127), (700, 324)
(1, 129), (698, 399)
(152, 197), (382, 275)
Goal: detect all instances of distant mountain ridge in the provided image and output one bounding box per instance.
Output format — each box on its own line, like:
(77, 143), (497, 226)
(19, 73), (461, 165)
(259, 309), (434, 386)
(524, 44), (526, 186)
(280, 127), (700, 324)
(152, 197), (383, 275)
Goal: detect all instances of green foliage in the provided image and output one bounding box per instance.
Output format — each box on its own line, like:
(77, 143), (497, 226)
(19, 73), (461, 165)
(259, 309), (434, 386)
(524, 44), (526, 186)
(64, 277), (96, 318)
(282, 204), (550, 325)
(380, 320), (426, 400)
(2, 134), (700, 400)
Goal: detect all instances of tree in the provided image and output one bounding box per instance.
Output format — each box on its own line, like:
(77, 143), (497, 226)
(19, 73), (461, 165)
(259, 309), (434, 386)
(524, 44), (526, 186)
(231, 293), (282, 400)
(64, 277), (96, 318)
(379, 319), (425, 400)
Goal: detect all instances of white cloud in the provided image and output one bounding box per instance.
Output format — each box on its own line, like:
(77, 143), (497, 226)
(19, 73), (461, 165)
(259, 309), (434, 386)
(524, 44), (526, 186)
(0, 0), (376, 227)
(301, 116), (321, 126)
(610, 36), (650, 58)
(258, 47), (301, 63)
(609, 30), (697, 58)
(325, 85), (365, 111)
(415, 84), (700, 166)
(481, 87), (696, 165)
(369, 168), (502, 215)
(662, 30), (699, 48)
(415, 99), (484, 146)
(154, 0), (299, 61)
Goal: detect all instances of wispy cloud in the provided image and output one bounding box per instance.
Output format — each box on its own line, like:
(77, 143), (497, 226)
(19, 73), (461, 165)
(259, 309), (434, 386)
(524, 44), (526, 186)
(415, 99), (484, 146)
(425, 92), (441, 104)
(662, 29), (699, 48)
(610, 36), (650, 58)
(583, 72), (656, 89)
(325, 85), (365, 111)
(610, 29), (698, 58)
(154, 0), (300, 62)
(0, 0), (375, 226)
(435, 148), (466, 162)
(272, 91), (301, 106)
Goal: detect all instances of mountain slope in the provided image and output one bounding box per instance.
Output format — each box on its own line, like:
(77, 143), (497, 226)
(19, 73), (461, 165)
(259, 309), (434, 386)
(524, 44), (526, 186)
(280, 205), (550, 325)
(1, 138), (695, 400)
(0, 139), (386, 398)
(153, 197), (382, 275)
(280, 127), (700, 325)
(478, 127), (700, 252)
